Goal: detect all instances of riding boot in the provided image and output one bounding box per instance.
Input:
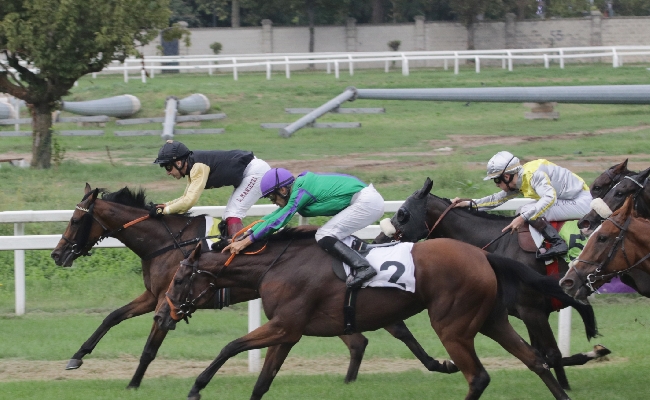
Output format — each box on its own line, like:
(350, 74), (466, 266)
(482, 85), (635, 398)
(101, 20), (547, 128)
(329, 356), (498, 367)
(318, 236), (377, 288)
(226, 217), (245, 240)
(529, 217), (569, 259)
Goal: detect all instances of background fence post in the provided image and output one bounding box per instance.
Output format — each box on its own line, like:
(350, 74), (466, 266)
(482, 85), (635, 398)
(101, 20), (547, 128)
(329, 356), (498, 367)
(558, 307), (572, 357)
(248, 298), (261, 372)
(14, 222), (25, 316)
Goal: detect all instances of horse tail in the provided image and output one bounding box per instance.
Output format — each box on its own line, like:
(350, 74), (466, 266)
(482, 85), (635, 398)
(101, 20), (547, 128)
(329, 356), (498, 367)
(485, 253), (598, 340)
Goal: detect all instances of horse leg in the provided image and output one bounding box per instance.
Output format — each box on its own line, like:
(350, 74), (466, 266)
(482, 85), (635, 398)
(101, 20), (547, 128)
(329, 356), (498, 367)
(427, 312), (490, 400)
(187, 320), (302, 400)
(561, 344), (611, 366)
(382, 321), (459, 374)
(250, 343), (296, 400)
(519, 307), (569, 390)
(126, 320), (169, 389)
(66, 290), (157, 370)
(338, 333), (368, 383)
(480, 311), (570, 400)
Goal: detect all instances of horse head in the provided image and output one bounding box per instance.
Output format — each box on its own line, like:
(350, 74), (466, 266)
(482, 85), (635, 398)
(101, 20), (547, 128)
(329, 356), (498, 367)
(590, 159), (631, 199)
(561, 196), (643, 303)
(579, 167), (650, 235)
(158, 242), (223, 329)
(51, 183), (103, 267)
(378, 178), (434, 243)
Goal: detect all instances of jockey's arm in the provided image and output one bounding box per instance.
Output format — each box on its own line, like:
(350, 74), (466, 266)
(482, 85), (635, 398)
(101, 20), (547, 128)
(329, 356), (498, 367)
(164, 164), (210, 214)
(520, 171), (557, 221)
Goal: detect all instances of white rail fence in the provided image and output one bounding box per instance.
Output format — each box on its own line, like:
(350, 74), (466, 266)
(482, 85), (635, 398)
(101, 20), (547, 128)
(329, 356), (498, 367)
(1, 198), (574, 371)
(3, 46), (650, 84)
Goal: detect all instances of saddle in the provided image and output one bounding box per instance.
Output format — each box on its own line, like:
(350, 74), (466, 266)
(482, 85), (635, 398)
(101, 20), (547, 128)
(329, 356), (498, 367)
(518, 221), (566, 253)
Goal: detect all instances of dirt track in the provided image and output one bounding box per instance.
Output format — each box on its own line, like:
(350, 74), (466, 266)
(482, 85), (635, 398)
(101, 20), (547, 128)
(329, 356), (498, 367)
(0, 353), (619, 382)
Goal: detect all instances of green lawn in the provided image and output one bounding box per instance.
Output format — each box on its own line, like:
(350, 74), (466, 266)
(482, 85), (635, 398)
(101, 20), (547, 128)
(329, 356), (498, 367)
(2, 64), (650, 398)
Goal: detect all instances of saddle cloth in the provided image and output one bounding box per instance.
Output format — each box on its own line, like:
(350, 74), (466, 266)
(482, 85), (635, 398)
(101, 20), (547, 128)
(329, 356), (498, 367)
(204, 216), (223, 249)
(340, 236), (416, 293)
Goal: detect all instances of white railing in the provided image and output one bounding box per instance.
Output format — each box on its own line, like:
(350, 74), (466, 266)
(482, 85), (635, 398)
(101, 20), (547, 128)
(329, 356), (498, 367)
(2, 198), (575, 371)
(5, 46), (649, 85)
(97, 46), (650, 82)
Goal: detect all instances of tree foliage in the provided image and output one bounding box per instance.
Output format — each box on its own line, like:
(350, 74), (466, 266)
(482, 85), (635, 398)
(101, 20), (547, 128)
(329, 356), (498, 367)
(0, 0), (170, 168)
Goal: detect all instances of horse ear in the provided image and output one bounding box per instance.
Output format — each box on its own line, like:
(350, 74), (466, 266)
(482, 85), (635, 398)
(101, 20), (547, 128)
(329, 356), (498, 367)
(614, 159), (629, 173)
(90, 188), (99, 201)
(621, 195), (635, 216)
(638, 166), (650, 181)
(85, 183), (92, 194)
(190, 242), (202, 261)
(418, 178), (433, 199)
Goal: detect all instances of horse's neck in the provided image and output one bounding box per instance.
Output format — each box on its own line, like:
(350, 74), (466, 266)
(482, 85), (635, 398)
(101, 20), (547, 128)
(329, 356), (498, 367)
(95, 201), (203, 257)
(429, 203), (511, 246)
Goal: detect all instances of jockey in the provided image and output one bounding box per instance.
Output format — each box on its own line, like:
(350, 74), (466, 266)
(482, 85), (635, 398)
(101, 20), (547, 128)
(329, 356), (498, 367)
(453, 151), (592, 259)
(223, 168), (385, 288)
(152, 140), (270, 239)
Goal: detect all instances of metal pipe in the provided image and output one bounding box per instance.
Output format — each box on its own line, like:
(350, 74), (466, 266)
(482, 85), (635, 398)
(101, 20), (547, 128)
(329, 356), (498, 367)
(279, 87), (357, 137)
(353, 85), (650, 104)
(62, 95), (141, 117)
(161, 96), (178, 140)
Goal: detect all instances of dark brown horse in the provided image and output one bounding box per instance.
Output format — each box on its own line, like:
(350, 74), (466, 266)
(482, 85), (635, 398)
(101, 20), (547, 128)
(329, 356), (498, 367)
(589, 159), (636, 199)
(49, 184), (455, 388)
(577, 167), (650, 296)
(561, 196), (650, 302)
(373, 178), (602, 390)
(158, 232), (572, 400)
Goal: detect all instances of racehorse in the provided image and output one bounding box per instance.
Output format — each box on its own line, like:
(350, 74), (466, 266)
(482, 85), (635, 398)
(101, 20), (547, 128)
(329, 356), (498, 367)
(49, 184), (455, 388)
(589, 159), (636, 199)
(158, 233), (572, 400)
(373, 178), (602, 390)
(576, 167), (650, 296)
(561, 196), (650, 302)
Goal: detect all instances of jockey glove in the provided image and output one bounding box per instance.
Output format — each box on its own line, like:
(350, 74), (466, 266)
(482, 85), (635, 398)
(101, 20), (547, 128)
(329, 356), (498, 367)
(149, 205), (165, 218)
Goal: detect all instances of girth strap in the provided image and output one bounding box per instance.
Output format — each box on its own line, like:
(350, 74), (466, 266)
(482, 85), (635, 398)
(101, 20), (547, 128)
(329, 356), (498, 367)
(213, 288), (231, 310)
(343, 287), (359, 335)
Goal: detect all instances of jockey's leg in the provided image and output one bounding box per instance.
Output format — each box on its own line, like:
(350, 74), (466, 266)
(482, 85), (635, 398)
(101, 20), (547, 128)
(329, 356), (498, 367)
(529, 217), (568, 259)
(318, 236), (376, 287)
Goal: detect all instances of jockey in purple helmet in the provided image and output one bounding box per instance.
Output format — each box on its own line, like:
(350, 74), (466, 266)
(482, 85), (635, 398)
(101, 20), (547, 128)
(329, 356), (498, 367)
(224, 168), (385, 288)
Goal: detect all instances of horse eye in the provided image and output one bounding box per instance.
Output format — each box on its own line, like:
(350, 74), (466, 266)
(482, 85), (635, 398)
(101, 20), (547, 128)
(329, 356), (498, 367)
(615, 191), (623, 197)
(396, 208), (410, 224)
(597, 235), (608, 242)
(71, 219), (80, 225)
(174, 278), (183, 285)
(593, 186), (601, 191)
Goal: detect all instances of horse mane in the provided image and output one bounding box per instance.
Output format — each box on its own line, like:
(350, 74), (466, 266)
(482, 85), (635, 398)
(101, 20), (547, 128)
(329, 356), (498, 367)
(432, 195), (513, 221)
(101, 187), (150, 209)
(267, 226), (318, 242)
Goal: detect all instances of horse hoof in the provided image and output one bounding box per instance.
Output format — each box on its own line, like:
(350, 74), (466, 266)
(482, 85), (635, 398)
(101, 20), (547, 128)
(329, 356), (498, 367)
(188, 395), (201, 400)
(66, 359), (83, 370)
(594, 344), (612, 358)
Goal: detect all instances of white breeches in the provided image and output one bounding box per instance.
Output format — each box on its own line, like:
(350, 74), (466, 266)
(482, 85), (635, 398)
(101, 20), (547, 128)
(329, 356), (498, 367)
(521, 190), (593, 221)
(223, 158), (271, 220)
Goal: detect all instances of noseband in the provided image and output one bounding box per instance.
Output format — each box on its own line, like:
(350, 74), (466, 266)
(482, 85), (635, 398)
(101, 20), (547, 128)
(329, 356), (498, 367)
(166, 259), (223, 323)
(60, 203), (111, 257)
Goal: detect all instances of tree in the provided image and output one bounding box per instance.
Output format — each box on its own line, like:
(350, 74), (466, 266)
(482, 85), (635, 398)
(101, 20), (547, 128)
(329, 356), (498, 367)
(449, 0), (502, 50)
(0, 0), (169, 168)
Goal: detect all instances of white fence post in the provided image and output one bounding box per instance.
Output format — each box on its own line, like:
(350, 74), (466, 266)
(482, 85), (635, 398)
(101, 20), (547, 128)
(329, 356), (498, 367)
(401, 53), (409, 76)
(123, 62), (128, 83)
(14, 222), (25, 316)
(248, 298), (262, 372)
(232, 58), (238, 81)
(285, 57), (290, 79)
(558, 307), (572, 356)
(544, 54), (549, 69)
(334, 60), (339, 79)
(475, 57), (480, 73)
(266, 61), (271, 80)
(507, 50), (513, 71)
(454, 52), (459, 75)
(559, 49), (565, 69)
(348, 55), (354, 76)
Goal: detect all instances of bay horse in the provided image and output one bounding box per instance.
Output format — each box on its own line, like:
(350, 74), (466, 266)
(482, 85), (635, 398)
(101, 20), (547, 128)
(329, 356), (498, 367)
(49, 184), (456, 388)
(373, 178), (602, 390)
(589, 159), (636, 199)
(576, 167), (650, 296)
(561, 196), (650, 302)
(158, 233), (572, 400)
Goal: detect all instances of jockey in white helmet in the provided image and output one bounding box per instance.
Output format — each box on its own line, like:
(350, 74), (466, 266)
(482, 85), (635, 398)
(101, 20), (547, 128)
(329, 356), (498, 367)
(453, 151), (592, 259)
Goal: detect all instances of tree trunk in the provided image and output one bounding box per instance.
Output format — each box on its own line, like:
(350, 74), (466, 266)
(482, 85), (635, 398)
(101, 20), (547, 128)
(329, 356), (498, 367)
(467, 20), (476, 51)
(307, 0), (315, 69)
(30, 103), (53, 169)
(232, 0), (240, 28)
(371, 0), (384, 23)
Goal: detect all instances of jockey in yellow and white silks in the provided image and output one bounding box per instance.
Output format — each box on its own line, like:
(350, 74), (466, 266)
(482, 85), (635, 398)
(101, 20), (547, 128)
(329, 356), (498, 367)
(454, 151), (592, 259)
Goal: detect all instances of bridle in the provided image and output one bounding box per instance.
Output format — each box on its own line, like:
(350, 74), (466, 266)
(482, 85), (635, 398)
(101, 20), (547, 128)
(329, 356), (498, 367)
(61, 191), (199, 261)
(166, 238), (292, 323)
(572, 212), (650, 293)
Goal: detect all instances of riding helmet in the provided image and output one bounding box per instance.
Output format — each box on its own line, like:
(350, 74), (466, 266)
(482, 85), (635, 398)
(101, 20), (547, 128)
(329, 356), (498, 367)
(484, 151), (521, 181)
(260, 168), (295, 197)
(153, 140), (191, 165)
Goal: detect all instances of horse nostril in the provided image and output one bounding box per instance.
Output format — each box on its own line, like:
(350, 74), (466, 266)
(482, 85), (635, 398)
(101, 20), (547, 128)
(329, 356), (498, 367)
(578, 220), (590, 230)
(560, 278), (574, 289)
(396, 209), (410, 224)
